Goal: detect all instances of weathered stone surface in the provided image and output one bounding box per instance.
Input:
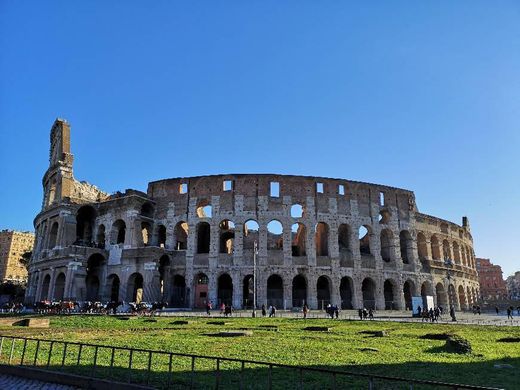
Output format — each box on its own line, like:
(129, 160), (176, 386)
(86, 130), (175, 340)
(445, 335), (472, 354)
(26, 119), (480, 314)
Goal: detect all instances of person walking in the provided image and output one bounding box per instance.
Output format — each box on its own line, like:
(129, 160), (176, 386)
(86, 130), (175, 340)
(303, 304), (309, 319)
(358, 308), (363, 320)
(261, 304), (266, 317)
(507, 307), (513, 320)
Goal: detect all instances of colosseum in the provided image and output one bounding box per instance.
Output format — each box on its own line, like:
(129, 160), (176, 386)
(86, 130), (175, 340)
(26, 119), (480, 311)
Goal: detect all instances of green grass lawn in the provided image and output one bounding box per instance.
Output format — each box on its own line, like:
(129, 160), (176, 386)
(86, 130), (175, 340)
(0, 315), (518, 389)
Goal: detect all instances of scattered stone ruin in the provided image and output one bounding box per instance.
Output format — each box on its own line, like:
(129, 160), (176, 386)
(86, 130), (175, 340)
(26, 119), (480, 311)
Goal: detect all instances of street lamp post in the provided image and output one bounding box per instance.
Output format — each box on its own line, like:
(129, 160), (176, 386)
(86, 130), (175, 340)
(252, 240), (258, 317)
(444, 256), (456, 321)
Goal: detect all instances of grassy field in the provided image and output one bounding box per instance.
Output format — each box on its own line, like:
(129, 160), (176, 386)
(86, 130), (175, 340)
(0, 314), (518, 389)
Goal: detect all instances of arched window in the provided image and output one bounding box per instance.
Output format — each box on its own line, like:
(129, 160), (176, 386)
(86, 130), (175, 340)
(49, 222), (59, 249)
(267, 220), (283, 250)
(196, 200), (212, 218)
(111, 220), (126, 245)
(174, 221), (188, 250)
(417, 232), (427, 260)
(315, 222), (329, 257)
(219, 220), (235, 254)
(359, 225), (371, 256)
(197, 222), (211, 254)
(141, 222), (152, 246)
(399, 230), (413, 264)
(244, 220), (259, 250)
(291, 223), (306, 256)
(380, 229), (394, 262)
(290, 204), (304, 218)
(157, 225), (167, 247)
(430, 235), (440, 260)
(76, 206), (96, 244)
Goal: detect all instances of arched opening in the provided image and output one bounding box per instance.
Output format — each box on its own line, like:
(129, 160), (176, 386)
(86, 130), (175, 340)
(361, 278), (376, 309)
(47, 179), (57, 206)
(140, 202), (154, 218)
(452, 242), (460, 264)
(417, 232), (428, 260)
(96, 225), (106, 248)
(315, 222), (329, 257)
(436, 283), (447, 307)
(49, 222), (59, 249)
(217, 273), (233, 306)
(158, 255), (170, 298)
(141, 222), (152, 246)
(379, 209), (391, 224)
(359, 226), (371, 256)
(316, 276), (331, 309)
(108, 274), (120, 302)
(340, 277), (353, 309)
(194, 273), (209, 308)
(458, 285), (467, 310)
(421, 281), (433, 307)
(243, 220), (259, 250)
(267, 220), (283, 250)
(54, 273), (66, 301)
(171, 275), (187, 308)
(384, 279), (397, 310)
(243, 275), (254, 308)
(380, 229), (394, 262)
(292, 274), (307, 307)
(291, 223), (306, 257)
(197, 222), (211, 254)
(266, 274), (284, 308)
(196, 200), (212, 218)
(403, 280), (416, 310)
(127, 273), (144, 303)
(442, 240), (451, 260)
(157, 225), (167, 247)
(219, 220), (235, 254)
(86, 253), (105, 301)
(430, 235), (441, 260)
(76, 206), (96, 244)
(111, 220), (126, 245)
(290, 204), (304, 218)
(174, 221), (188, 250)
(41, 274), (51, 300)
(461, 246), (467, 267)
(399, 230), (413, 264)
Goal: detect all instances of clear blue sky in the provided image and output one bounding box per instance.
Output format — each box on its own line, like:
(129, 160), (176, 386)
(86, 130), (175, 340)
(1, 2), (519, 276)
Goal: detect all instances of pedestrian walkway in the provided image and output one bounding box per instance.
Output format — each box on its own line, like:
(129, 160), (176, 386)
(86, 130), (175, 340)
(0, 374), (79, 390)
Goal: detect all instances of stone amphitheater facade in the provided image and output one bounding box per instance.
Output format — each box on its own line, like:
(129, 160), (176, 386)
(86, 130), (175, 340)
(26, 119), (480, 311)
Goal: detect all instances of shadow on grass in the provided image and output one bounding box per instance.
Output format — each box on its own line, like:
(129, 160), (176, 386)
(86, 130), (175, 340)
(1, 357), (517, 389)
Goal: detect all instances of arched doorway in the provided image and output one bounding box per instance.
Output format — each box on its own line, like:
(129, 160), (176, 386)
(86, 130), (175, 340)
(421, 281), (433, 308)
(217, 274), (233, 306)
(384, 279), (397, 310)
(436, 283), (447, 308)
(107, 274), (120, 302)
(54, 273), (66, 301)
(266, 274), (284, 308)
(403, 280), (415, 310)
(158, 255), (170, 300)
(316, 276), (331, 309)
(340, 277), (353, 309)
(242, 275), (254, 308)
(76, 206), (96, 244)
(361, 278), (376, 309)
(127, 273), (144, 303)
(171, 275), (187, 308)
(41, 274), (51, 300)
(194, 273), (208, 308)
(86, 254), (105, 301)
(292, 275), (307, 308)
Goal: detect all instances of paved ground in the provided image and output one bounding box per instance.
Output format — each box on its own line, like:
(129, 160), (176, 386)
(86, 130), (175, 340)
(156, 308), (520, 326)
(0, 374), (79, 390)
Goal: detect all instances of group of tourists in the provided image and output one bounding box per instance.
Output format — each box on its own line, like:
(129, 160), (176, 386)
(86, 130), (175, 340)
(358, 308), (375, 320)
(416, 305), (443, 322)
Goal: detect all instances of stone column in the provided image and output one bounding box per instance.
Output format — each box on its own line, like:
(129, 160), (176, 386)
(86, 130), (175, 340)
(283, 278), (292, 310)
(48, 268), (57, 300)
(375, 277), (385, 310)
(233, 271), (243, 309)
(143, 267), (161, 303)
(307, 274), (317, 309)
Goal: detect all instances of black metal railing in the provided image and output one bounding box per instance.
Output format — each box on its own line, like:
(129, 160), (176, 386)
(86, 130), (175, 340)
(0, 334), (504, 390)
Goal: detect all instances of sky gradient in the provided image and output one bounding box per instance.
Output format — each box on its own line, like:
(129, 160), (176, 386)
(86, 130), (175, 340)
(1, 1), (519, 276)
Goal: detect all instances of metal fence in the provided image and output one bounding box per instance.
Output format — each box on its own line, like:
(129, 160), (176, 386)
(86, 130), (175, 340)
(0, 334), (504, 390)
